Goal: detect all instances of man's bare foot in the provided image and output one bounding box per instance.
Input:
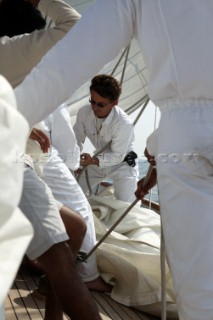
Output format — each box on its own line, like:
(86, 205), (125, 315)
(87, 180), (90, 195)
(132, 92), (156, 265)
(85, 276), (113, 293)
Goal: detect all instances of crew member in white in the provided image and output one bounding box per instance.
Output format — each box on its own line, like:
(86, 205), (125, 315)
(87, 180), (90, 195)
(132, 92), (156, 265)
(38, 103), (112, 292)
(74, 74), (138, 203)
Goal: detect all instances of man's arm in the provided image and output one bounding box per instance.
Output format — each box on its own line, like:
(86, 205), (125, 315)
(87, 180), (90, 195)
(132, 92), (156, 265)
(134, 167), (157, 200)
(135, 148), (157, 201)
(80, 153), (99, 167)
(15, 0), (134, 126)
(0, 0), (81, 87)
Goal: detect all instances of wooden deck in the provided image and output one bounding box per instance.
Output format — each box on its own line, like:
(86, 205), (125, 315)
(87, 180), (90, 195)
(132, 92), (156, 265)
(5, 266), (159, 320)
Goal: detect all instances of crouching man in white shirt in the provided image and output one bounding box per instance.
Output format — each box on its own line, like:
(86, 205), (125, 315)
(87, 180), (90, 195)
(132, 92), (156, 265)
(74, 74), (139, 203)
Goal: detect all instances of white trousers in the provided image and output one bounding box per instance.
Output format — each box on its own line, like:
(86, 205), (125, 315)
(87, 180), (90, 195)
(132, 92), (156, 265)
(78, 161), (138, 203)
(157, 102), (213, 320)
(42, 155), (99, 282)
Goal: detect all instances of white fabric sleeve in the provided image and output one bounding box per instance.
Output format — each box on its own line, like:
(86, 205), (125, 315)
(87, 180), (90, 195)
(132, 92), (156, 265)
(15, 0), (134, 125)
(0, 0), (80, 88)
(146, 128), (159, 157)
(48, 104), (80, 170)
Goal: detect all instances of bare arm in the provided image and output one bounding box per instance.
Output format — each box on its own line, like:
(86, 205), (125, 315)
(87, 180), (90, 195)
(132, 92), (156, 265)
(134, 168), (157, 200)
(134, 148), (157, 200)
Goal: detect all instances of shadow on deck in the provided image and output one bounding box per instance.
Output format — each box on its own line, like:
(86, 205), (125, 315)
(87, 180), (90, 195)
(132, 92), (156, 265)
(5, 266), (159, 320)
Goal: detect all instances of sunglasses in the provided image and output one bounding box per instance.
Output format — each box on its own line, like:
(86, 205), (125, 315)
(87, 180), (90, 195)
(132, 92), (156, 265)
(89, 98), (112, 109)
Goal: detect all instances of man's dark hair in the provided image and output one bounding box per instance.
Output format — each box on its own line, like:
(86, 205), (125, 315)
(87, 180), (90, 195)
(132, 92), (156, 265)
(90, 74), (122, 101)
(0, 0), (46, 37)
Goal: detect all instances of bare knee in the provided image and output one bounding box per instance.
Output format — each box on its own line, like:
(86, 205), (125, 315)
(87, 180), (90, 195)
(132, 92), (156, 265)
(59, 206), (87, 255)
(60, 205), (87, 237)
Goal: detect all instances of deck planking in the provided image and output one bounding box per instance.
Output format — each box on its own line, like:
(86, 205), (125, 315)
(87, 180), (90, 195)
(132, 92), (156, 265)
(4, 266), (158, 320)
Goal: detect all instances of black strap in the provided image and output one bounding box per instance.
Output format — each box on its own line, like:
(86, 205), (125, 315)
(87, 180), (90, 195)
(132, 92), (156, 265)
(123, 151), (138, 167)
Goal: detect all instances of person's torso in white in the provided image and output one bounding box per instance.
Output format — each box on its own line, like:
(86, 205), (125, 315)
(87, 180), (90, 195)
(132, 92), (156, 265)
(74, 105), (135, 168)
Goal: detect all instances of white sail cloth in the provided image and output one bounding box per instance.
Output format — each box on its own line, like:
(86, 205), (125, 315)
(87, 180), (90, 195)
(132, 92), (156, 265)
(89, 195), (178, 319)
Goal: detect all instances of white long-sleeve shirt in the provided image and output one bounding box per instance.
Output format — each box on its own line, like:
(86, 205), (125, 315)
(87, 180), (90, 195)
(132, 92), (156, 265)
(0, 0), (80, 88)
(0, 0), (80, 170)
(73, 105), (135, 168)
(15, 0), (213, 126)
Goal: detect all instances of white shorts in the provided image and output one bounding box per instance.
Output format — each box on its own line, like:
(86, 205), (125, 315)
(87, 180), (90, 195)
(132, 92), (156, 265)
(19, 166), (68, 260)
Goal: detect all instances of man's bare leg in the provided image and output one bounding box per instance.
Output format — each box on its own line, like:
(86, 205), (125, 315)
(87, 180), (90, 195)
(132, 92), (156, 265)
(25, 205), (86, 276)
(60, 206), (112, 293)
(59, 205), (86, 257)
(35, 206), (101, 320)
(38, 241), (102, 320)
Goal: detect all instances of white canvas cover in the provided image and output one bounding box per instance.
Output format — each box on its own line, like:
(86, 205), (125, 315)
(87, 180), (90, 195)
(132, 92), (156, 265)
(89, 195), (178, 319)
